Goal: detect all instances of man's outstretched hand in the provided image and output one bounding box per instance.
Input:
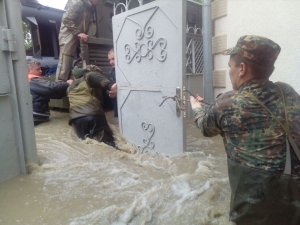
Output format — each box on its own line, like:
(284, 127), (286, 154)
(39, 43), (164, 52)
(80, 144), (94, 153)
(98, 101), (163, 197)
(109, 83), (117, 98)
(190, 94), (204, 109)
(66, 79), (73, 85)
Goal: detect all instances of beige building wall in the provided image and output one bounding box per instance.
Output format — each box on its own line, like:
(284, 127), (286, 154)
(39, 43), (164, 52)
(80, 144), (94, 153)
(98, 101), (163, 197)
(212, 0), (228, 97)
(212, 0), (300, 94)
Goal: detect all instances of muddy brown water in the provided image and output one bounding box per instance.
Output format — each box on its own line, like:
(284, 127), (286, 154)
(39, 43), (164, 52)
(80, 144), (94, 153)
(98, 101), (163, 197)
(0, 109), (234, 225)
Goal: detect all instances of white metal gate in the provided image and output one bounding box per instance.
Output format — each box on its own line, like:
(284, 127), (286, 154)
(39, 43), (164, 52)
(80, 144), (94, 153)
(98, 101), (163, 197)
(113, 1), (187, 156)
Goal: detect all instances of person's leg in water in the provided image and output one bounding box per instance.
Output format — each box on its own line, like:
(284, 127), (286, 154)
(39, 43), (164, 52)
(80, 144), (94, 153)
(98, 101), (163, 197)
(33, 117), (50, 126)
(92, 126), (116, 148)
(71, 115), (117, 148)
(113, 97), (118, 117)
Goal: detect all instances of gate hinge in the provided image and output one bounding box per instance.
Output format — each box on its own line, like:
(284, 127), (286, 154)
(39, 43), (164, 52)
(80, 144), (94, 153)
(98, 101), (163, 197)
(182, 86), (186, 118)
(1, 28), (16, 52)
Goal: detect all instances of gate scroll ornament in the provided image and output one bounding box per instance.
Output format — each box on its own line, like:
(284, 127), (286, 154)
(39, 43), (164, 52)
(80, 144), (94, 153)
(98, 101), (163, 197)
(137, 122), (156, 153)
(114, 0), (154, 15)
(123, 7), (167, 63)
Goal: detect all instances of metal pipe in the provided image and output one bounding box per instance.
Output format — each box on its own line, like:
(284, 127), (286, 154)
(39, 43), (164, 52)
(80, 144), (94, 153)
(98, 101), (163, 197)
(5, 0), (38, 166)
(202, 0), (213, 103)
(50, 22), (59, 58)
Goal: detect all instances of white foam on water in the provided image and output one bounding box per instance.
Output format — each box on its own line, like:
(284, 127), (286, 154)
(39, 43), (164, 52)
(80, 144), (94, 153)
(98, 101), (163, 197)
(0, 111), (234, 225)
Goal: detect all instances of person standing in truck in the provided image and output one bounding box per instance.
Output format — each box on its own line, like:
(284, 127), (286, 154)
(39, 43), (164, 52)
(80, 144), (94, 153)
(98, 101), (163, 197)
(56, 0), (99, 81)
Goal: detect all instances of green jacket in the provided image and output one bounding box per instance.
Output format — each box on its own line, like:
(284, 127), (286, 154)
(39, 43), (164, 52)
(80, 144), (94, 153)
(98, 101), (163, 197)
(67, 67), (114, 124)
(62, 0), (94, 35)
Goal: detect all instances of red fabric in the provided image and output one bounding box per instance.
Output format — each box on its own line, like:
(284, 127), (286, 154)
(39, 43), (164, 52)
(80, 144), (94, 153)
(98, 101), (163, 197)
(28, 73), (40, 81)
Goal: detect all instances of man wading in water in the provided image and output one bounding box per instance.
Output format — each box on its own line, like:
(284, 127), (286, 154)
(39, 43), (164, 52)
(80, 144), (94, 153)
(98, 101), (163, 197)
(190, 35), (300, 225)
(67, 65), (117, 148)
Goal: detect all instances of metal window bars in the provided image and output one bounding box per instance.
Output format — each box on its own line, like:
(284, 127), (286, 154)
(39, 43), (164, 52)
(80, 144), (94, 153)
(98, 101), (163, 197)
(186, 24), (204, 74)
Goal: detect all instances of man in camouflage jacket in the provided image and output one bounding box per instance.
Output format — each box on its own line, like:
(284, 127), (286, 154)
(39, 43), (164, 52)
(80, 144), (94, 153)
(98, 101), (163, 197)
(67, 64), (117, 147)
(190, 35), (300, 225)
(56, 0), (99, 81)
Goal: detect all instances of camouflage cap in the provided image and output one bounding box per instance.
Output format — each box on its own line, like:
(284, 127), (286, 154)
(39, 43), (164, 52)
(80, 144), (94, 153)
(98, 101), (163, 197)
(222, 35), (281, 67)
(86, 64), (102, 73)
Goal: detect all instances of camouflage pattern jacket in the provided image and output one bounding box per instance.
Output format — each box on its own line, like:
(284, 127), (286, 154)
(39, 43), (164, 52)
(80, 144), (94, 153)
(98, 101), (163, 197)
(62, 0), (94, 35)
(193, 79), (300, 175)
(67, 67), (114, 124)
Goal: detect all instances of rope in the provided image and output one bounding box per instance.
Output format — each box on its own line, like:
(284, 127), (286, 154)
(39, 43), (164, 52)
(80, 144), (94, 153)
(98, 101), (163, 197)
(80, 42), (87, 69)
(159, 93), (209, 111)
(159, 95), (186, 111)
(159, 90), (210, 111)
(183, 89), (210, 105)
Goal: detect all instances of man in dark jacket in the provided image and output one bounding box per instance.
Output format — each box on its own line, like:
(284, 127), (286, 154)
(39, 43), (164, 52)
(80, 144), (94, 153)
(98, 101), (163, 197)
(107, 48), (118, 117)
(67, 65), (117, 147)
(27, 59), (72, 125)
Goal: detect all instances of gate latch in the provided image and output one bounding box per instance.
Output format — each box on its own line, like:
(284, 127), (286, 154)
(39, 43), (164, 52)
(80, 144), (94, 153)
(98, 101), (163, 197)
(1, 28), (16, 52)
(159, 87), (186, 118)
(176, 87), (182, 117)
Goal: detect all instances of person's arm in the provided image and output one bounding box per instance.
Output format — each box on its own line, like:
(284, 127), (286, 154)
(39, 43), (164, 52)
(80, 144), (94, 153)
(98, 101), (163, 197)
(190, 95), (223, 137)
(109, 83), (117, 98)
(86, 72), (117, 98)
(30, 78), (70, 99)
(85, 72), (113, 90)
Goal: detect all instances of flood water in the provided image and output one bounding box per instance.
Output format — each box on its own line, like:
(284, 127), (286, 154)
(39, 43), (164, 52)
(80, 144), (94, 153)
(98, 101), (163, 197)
(0, 109), (234, 225)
